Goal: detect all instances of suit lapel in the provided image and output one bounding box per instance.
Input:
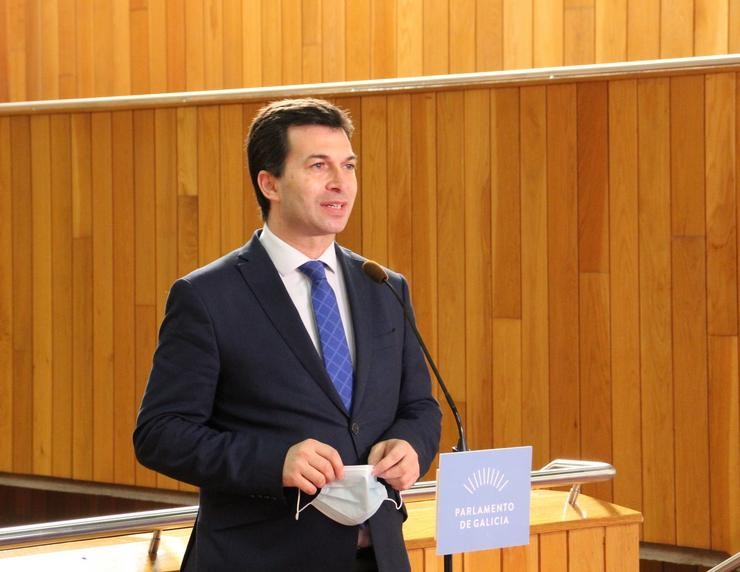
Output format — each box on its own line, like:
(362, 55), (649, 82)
(235, 233), (349, 416)
(336, 246), (374, 415)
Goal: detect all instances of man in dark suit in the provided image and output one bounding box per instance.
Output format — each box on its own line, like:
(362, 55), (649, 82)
(134, 98), (441, 571)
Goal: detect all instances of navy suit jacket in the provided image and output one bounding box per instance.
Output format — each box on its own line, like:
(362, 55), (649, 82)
(134, 231), (441, 571)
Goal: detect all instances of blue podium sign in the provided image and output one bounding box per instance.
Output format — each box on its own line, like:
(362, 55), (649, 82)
(435, 446), (532, 555)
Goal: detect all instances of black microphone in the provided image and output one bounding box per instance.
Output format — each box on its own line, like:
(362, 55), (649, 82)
(362, 260), (468, 453)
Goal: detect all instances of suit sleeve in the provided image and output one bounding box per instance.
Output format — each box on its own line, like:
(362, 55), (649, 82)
(378, 275), (442, 477)
(133, 278), (290, 499)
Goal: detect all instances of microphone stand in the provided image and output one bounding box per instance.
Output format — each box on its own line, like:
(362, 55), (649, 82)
(362, 262), (467, 572)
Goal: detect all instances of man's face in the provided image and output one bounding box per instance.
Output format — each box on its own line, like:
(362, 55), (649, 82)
(260, 124), (357, 252)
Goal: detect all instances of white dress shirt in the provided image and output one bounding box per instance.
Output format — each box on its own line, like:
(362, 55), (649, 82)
(258, 225), (356, 366)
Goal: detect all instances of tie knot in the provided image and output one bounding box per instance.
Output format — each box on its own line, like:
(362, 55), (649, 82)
(299, 260), (327, 284)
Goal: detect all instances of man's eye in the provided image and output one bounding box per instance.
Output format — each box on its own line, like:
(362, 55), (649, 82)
(344, 163), (356, 170)
(311, 162), (325, 169)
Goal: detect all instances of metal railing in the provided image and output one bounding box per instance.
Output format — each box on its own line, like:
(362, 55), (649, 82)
(0, 459), (614, 554)
(707, 552), (740, 572)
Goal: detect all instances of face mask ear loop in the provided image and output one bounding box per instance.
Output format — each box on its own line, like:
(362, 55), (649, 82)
(386, 494), (403, 511)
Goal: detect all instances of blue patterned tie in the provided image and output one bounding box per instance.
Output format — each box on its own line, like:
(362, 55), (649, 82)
(299, 261), (354, 411)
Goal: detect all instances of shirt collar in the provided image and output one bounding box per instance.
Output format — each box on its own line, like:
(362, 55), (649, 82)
(259, 224), (339, 276)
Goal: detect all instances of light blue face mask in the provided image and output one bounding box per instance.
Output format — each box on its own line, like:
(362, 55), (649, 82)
(295, 465), (403, 526)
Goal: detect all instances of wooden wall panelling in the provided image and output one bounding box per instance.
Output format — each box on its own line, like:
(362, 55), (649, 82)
(534, 0), (563, 68)
(463, 89), (492, 451)
(546, 84), (580, 460)
(333, 96), (362, 253)
(465, 545), (502, 571)
(282, 0), (302, 86)
(708, 336), (740, 552)
(491, 87), (522, 450)
(520, 86), (550, 469)
(627, 0), (659, 61)
(39, 0), (59, 99)
(595, 0), (626, 63)
(0, 4), (8, 101)
(219, 105), (245, 253)
(346, 0), (370, 81)
(301, 0), (322, 84)
(396, 0), (422, 77)
(75, 0), (93, 98)
(564, 0), (595, 66)
(449, 0), (475, 74)
(576, 82), (612, 500)
(147, 0), (168, 93)
(322, 0), (346, 82)
(204, 0), (225, 90)
(705, 73), (737, 336)
(386, 94), (413, 276)
(185, 0), (205, 91)
(91, 112), (115, 484)
(360, 95), (388, 263)
(476, 0), (503, 71)
(166, 0), (187, 92)
(57, 1), (76, 98)
(569, 527), (605, 571)
(176, 107), (199, 276)
(154, 107), (181, 491)
(670, 75), (711, 548)
(422, 0), (448, 75)
(695, 0), (730, 55)
(30, 115), (53, 477)
(733, 2), (740, 52)
(637, 77), (675, 544)
(370, 0), (397, 79)
(0, 118), (13, 472)
(539, 531), (567, 571)
(436, 91), (466, 452)
(196, 106), (221, 265)
(71, 113), (93, 481)
(661, 0), (694, 59)
(133, 109), (157, 488)
(49, 114), (73, 478)
(503, 0), (533, 70)
(130, 0), (150, 95)
(607, 79), (642, 515)
(112, 110), (136, 486)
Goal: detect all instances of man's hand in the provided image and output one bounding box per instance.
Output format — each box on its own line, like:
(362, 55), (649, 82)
(282, 439), (344, 495)
(368, 439), (419, 491)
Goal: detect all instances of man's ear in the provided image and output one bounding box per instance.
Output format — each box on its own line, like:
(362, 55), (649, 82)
(257, 170), (279, 202)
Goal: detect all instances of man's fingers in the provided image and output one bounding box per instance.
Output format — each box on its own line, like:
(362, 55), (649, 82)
(283, 439), (345, 490)
(371, 441), (407, 476)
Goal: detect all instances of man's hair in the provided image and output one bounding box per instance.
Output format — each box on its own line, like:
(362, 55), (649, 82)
(246, 98), (354, 220)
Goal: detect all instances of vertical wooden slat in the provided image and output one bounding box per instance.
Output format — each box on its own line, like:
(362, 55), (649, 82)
(476, 0), (503, 71)
(281, 0), (302, 85)
(134, 109), (157, 488)
(39, 0), (58, 99)
(112, 110), (136, 485)
(57, 0), (77, 99)
(50, 114), (73, 478)
(166, 0), (186, 92)
(154, 107), (180, 490)
(705, 73), (737, 336)
(30, 115), (53, 476)
(0, 118), (13, 471)
(568, 527), (605, 571)
(370, 0), (396, 79)
(204, 0), (224, 90)
(6, 1), (28, 101)
(301, 0), (322, 83)
(708, 336), (740, 551)
(197, 106), (221, 265)
(334, 96), (362, 252)
(387, 95), (412, 276)
(627, 0), (659, 60)
(360, 96), (388, 263)
(491, 88), (521, 319)
(91, 1), (113, 95)
(346, 0), (369, 80)
(605, 524), (639, 572)
(422, 0), (448, 75)
(148, 0), (167, 93)
(503, 0), (532, 69)
(533, 0), (563, 67)
(501, 544), (528, 571)
(130, 1), (150, 94)
(111, 0), (130, 95)
(695, 0), (729, 55)
(564, 0), (595, 65)
(637, 77), (675, 544)
(520, 86), (549, 468)
(0, 2), (9, 101)
(670, 75), (711, 548)
(465, 548), (501, 571)
(321, 0), (345, 81)
(540, 531), (568, 571)
(91, 112), (114, 483)
(437, 91), (466, 451)
(185, 0), (205, 90)
(661, 0), (694, 58)
(71, 113), (93, 481)
(492, 319), (522, 447)
(396, 0), (422, 77)
(547, 84), (580, 460)
(449, 0), (475, 73)
(75, 0), (93, 98)
(219, 105), (245, 254)
(595, 0), (626, 62)
(608, 79), (642, 514)
(463, 89), (492, 450)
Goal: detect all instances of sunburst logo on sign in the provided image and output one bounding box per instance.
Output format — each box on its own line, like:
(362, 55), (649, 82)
(462, 467), (509, 495)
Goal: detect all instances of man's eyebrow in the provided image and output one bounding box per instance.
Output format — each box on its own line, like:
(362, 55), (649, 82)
(305, 153), (358, 162)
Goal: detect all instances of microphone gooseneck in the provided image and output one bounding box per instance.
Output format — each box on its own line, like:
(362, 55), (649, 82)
(361, 260), (468, 453)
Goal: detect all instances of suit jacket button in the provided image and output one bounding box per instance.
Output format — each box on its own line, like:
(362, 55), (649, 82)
(351, 422), (360, 435)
